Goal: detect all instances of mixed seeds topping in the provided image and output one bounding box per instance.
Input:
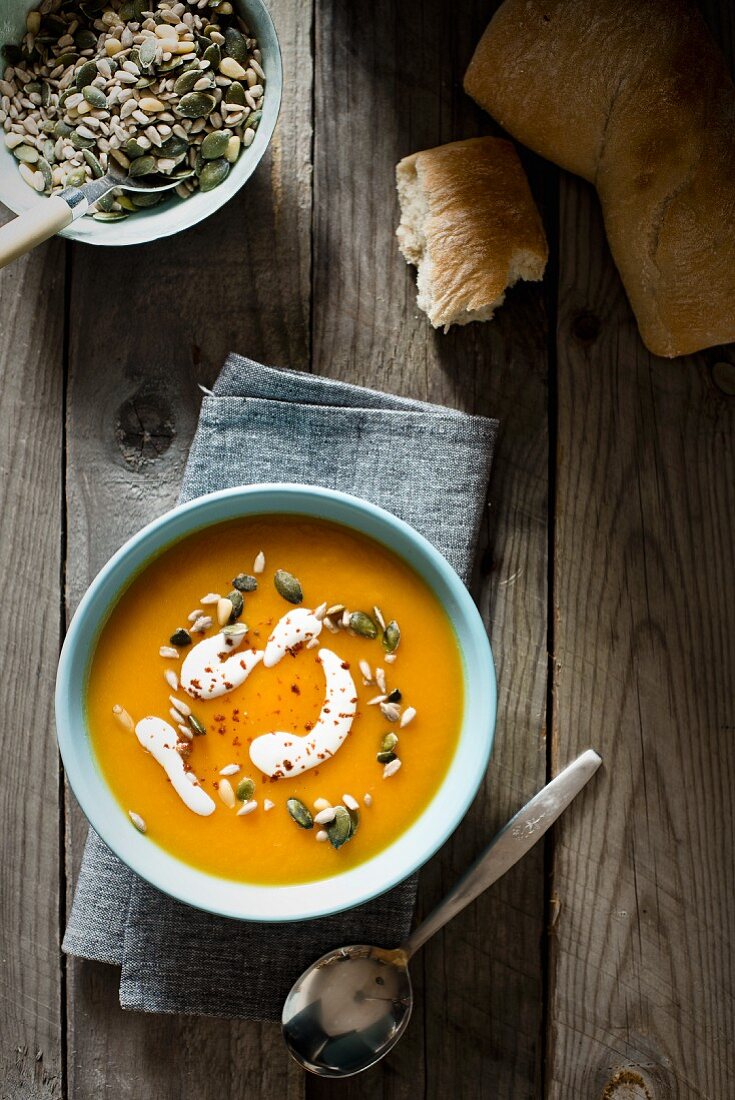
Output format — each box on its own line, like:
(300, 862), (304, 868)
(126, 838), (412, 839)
(1, 0), (266, 217)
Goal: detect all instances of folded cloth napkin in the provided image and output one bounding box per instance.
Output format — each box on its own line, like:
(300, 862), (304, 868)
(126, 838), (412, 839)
(63, 355), (498, 1019)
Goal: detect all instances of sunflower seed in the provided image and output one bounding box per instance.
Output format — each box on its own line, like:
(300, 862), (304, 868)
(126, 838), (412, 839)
(191, 615), (212, 633)
(342, 793), (359, 811)
(200, 592), (220, 605)
(159, 645), (179, 658)
(313, 601), (327, 621)
(364, 792), (373, 807)
(164, 669), (179, 691)
(112, 704), (134, 732)
(323, 616), (339, 634)
(129, 811), (147, 833)
(220, 763), (241, 777)
(383, 758), (402, 778)
(264, 799), (275, 811)
(286, 798), (313, 829)
(373, 605), (386, 630)
(400, 706), (416, 728)
(178, 724), (194, 742)
(169, 694), (191, 717)
(253, 550), (265, 573)
(380, 701), (401, 723)
(314, 807), (336, 825)
(359, 658), (373, 683)
(367, 694), (387, 706)
(315, 829), (329, 842)
(375, 667), (386, 693)
(385, 653), (397, 664)
(237, 799), (258, 816)
(313, 798), (331, 812)
(218, 778), (236, 808)
(188, 608), (204, 622)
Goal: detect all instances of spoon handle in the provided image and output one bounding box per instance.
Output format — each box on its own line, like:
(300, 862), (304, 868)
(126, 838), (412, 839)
(401, 748), (602, 958)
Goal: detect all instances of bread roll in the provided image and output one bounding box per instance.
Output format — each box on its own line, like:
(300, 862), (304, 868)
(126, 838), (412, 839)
(395, 137), (548, 330)
(464, 0), (735, 358)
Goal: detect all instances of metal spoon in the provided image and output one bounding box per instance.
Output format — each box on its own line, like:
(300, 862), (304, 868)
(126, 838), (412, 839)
(0, 160), (193, 268)
(282, 747), (602, 1078)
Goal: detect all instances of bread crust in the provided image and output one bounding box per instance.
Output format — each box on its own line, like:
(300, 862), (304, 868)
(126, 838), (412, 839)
(465, 0), (735, 358)
(396, 137), (548, 329)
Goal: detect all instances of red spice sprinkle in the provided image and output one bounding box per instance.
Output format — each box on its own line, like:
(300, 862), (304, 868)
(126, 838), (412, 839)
(341, 661), (350, 670)
(291, 684), (301, 695)
(232, 736), (242, 746)
(214, 713), (225, 722)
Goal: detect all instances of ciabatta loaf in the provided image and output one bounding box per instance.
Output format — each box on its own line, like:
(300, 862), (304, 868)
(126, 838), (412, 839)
(465, 0), (735, 358)
(396, 137), (548, 330)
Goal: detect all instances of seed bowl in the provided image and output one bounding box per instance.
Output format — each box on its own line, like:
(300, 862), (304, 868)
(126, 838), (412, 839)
(56, 485), (497, 922)
(0, 0), (282, 246)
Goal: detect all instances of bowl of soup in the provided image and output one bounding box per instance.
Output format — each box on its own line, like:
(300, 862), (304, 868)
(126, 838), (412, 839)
(56, 484), (496, 921)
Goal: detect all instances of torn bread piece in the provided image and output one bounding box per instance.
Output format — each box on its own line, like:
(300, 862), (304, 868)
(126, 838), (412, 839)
(396, 137), (548, 330)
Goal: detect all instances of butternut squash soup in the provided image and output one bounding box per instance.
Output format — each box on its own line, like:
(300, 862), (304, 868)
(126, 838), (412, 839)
(87, 515), (464, 885)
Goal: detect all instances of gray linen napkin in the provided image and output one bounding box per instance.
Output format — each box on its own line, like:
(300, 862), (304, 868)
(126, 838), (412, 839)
(63, 355), (498, 1019)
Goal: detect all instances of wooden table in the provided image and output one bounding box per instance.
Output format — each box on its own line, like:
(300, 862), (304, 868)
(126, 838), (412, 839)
(2, 1), (734, 1097)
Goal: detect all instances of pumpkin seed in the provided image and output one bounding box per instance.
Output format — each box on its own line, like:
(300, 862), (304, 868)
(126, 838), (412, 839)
(274, 569), (303, 605)
(138, 37), (157, 69)
(222, 621), (248, 639)
(75, 29), (97, 51)
(346, 805), (360, 835)
(42, 139), (55, 163)
(54, 120), (73, 138)
(198, 157), (230, 191)
(326, 805), (353, 848)
(188, 714), (206, 736)
(223, 27), (249, 65)
(65, 167), (87, 186)
(232, 572), (257, 592)
(287, 798), (313, 829)
(82, 85), (106, 108)
(14, 145), (38, 164)
(225, 80), (246, 105)
(386, 688), (402, 703)
(377, 750), (397, 764)
(75, 60), (98, 88)
(201, 128), (231, 160)
(382, 620), (401, 654)
(244, 109), (262, 130)
(176, 91), (216, 118)
(380, 732), (398, 753)
(202, 43), (221, 68)
(173, 69), (201, 95)
(130, 192), (162, 208)
(82, 148), (104, 178)
(56, 51), (78, 69)
(93, 207), (129, 221)
(350, 611), (377, 639)
(159, 134), (188, 159)
(129, 810), (147, 833)
(124, 137), (147, 159)
(227, 589), (244, 620)
(236, 777), (255, 802)
(69, 130), (95, 151)
(129, 155), (156, 177)
(37, 156), (53, 190)
(170, 628), (192, 647)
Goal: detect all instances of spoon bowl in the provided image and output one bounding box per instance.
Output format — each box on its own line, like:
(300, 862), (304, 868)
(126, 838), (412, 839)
(282, 945), (412, 1077)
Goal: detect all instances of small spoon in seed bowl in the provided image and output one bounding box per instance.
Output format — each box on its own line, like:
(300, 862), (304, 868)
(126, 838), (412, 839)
(0, 159), (193, 269)
(282, 748), (602, 1078)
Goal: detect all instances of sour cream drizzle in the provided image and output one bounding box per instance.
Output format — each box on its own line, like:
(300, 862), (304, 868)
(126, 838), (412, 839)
(180, 630), (263, 700)
(135, 716), (215, 816)
(249, 648), (357, 778)
(263, 607), (323, 667)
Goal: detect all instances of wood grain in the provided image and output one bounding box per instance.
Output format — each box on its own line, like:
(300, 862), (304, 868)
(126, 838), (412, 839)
(0, 214), (65, 1098)
(309, 1), (551, 1096)
(548, 8), (735, 1088)
(62, 1), (312, 1096)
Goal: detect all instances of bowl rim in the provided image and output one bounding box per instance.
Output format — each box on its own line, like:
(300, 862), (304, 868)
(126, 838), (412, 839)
(0, 0), (283, 246)
(56, 484), (496, 921)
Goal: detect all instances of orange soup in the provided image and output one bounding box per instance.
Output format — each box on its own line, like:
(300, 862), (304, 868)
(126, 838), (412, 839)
(87, 515), (464, 885)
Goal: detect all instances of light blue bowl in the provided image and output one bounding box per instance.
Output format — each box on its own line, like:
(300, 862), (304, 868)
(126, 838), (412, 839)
(56, 485), (496, 922)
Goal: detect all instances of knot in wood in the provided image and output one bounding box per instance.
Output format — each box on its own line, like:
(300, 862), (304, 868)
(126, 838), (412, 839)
(571, 309), (601, 345)
(116, 389), (175, 468)
(602, 1068), (654, 1100)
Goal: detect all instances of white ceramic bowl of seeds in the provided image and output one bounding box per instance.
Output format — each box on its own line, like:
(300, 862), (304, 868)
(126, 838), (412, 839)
(0, 0), (282, 246)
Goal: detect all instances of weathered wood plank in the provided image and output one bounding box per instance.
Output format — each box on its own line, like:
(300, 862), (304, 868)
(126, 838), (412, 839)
(0, 214), (65, 1098)
(309, 1), (551, 1096)
(63, 1), (312, 1095)
(549, 57), (735, 1100)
